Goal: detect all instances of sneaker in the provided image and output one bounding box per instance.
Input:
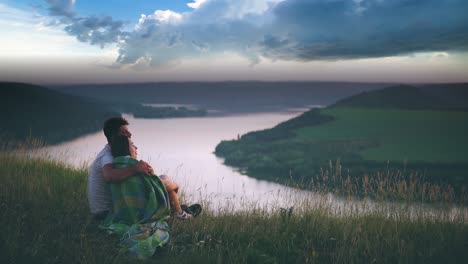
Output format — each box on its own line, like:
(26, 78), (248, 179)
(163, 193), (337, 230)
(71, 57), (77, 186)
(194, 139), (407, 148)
(176, 210), (193, 221)
(181, 204), (202, 217)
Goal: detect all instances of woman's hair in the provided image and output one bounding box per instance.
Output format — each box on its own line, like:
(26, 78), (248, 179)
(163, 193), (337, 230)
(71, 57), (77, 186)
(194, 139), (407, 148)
(110, 134), (131, 157)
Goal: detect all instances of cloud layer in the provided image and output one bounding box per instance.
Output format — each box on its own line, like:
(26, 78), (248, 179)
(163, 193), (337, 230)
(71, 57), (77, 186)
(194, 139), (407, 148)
(45, 0), (468, 67)
(45, 0), (75, 17)
(44, 0), (126, 48)
(267, 0), (468, 60)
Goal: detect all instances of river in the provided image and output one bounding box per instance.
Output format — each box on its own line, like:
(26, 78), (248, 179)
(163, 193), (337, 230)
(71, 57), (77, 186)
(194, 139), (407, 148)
(38, 111), (467, 221)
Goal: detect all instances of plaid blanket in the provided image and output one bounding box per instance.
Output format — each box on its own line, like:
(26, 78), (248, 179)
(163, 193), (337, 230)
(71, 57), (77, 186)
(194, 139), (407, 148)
(100, 156), (171, 259)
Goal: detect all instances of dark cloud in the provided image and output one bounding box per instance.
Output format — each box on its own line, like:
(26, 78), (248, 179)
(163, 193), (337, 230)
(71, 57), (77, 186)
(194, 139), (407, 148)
(45, 0), (75, 17)
(44, 0), (126, 48)
(45, 0), (468, 66)
(265, 0), (468, 60)
(64, 16), (127, 48)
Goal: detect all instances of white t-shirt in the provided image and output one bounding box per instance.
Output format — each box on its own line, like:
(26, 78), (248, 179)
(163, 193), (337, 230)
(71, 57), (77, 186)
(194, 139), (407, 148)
(87, 144), (113, 214)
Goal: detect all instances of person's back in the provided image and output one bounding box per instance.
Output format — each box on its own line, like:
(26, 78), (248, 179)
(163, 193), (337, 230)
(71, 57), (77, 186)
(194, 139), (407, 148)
(87, 144), (113, 216)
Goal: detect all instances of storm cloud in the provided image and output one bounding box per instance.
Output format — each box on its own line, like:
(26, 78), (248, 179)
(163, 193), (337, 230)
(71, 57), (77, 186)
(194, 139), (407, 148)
(266, 0), (468, 60)
(48, 0), (468, 66)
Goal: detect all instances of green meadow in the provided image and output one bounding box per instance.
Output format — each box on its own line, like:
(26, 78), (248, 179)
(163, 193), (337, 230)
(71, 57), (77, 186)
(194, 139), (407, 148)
(297, 108), (468, 163)
(1, 152), (467, 263)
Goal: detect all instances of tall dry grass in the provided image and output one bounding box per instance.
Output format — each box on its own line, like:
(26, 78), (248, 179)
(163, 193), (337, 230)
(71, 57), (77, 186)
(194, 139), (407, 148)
(0, 151), (467, 263)
(287, 159), (468, 205)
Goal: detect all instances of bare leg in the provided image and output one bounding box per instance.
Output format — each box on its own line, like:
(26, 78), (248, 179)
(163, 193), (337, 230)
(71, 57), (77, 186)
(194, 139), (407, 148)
(168, 190), (182, 214)
(160, 175), (182, 214)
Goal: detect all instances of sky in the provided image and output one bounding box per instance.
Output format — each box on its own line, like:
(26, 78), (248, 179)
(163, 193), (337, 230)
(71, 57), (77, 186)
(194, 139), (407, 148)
(0, 0), (467, 84)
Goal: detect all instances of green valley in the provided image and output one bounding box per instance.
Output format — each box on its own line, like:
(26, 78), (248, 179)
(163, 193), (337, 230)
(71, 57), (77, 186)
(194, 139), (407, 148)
(297, 108), (468, 163)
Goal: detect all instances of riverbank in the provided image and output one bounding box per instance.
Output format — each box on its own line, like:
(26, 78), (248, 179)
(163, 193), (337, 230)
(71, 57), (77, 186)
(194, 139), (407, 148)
(1, 152), (466, 263)
(215, 107), (468, 202)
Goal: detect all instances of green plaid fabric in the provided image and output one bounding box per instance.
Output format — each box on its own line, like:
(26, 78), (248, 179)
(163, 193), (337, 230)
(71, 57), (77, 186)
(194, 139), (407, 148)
(100, 156), (171, 259)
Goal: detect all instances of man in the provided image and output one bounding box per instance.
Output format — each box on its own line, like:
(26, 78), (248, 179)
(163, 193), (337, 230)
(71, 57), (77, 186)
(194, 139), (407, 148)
(87, 117), (153, 219)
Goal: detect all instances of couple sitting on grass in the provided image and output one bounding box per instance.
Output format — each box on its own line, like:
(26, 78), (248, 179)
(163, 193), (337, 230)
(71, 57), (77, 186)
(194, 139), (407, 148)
(87, 117), (201, 258)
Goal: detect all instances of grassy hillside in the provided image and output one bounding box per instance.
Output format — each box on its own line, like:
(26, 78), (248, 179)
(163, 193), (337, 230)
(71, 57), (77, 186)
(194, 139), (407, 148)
(1, 152), (467, 263)
(215, 84), (468, 195)
(297, 108), (468, 163)
(0, 82), (118, 145)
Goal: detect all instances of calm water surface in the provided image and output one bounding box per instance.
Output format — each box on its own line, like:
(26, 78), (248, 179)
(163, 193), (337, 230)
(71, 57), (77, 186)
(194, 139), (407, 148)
(42, 112), (311, 210)
(39, 112), (467, 220)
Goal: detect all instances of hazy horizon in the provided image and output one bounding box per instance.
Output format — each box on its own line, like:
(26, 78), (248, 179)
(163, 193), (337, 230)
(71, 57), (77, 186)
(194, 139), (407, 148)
(4, 79), (468, 87)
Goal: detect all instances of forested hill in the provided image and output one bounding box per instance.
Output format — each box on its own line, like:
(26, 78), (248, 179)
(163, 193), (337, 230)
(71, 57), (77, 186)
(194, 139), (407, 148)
(331, 83), (468, 110)
(0, 82), (118, 145)
(215, 83), (468, 191)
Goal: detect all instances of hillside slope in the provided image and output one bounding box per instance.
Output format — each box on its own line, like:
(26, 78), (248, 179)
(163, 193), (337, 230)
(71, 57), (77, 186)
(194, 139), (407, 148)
(331, 84), (468, 110)
(0, 82), (118, 145)
(215, 84), (468, 190)
(1, 153), (466, 263)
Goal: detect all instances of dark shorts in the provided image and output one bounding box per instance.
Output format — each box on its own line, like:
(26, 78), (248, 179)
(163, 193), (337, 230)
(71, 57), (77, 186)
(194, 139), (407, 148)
(92, 211), (109, 221)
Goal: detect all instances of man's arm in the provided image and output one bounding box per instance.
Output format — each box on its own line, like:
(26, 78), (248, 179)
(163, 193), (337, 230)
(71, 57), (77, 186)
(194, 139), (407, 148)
(102, 161), (153, 183)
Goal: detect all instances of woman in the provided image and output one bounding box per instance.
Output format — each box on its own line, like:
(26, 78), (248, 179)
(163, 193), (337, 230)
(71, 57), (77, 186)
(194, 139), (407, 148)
(110, 134), (193, 221)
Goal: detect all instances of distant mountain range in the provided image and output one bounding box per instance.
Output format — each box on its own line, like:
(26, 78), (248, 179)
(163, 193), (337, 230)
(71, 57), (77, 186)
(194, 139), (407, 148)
(0, 82), (118, 145)
(2, 81), (467, 146)
(51, 81), (391, 114)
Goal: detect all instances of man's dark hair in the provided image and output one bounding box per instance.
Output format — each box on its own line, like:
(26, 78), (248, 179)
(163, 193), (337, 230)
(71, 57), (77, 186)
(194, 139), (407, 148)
(110, 135), (131, 157)
(103, 117), (129, 143)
